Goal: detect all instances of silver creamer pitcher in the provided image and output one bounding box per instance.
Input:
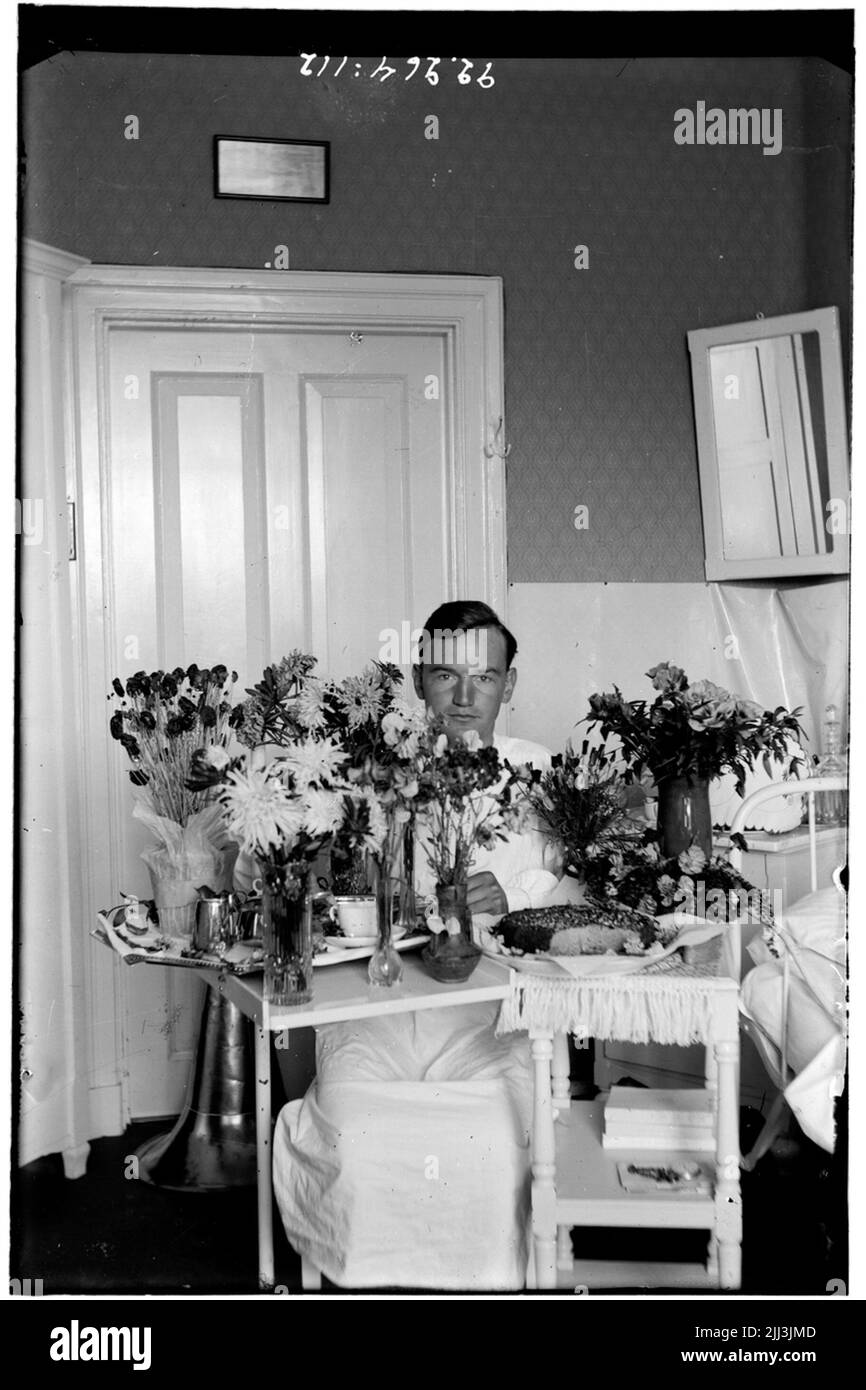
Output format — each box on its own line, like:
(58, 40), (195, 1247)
(193, 894), (237, 952)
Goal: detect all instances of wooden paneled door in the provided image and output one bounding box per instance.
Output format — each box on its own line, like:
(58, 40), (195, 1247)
(66, 268), (505, 1123)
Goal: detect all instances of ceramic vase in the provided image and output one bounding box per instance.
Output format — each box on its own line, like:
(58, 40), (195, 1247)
(657, 775), (713, 860)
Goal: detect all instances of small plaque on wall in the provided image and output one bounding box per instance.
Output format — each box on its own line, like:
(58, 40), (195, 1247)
(214, 135), (330, 203)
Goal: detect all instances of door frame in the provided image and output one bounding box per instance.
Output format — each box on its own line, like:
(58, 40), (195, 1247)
(62, 261), (507, 1125)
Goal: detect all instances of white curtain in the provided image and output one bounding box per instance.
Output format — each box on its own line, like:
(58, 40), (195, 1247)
(19, 243), (93, 1175)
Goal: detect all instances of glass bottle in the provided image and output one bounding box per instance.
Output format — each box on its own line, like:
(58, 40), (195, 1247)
(368, 850), (404, 988)
(814, 704), (847, 826)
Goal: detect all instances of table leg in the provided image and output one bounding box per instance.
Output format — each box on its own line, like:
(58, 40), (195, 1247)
(530, 1031), (557, 1291)
(255, 1022), (275, 1291)
(550, 1032), (572, 1273)
(556, 1224), (573, 1270)
(714, 1037), (742, 1290)
(551, 1031), (571, 1108)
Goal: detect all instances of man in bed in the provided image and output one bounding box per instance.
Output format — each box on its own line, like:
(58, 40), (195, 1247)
(269, 599), (566, 1290)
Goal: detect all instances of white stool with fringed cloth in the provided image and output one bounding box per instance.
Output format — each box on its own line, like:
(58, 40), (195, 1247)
(496, 946), (742, 1291)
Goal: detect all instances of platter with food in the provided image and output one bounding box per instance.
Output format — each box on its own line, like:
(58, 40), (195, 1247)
(476, 903), (721, 976)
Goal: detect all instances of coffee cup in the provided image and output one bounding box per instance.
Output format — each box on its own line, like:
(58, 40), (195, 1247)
(329, 894), (378, 937)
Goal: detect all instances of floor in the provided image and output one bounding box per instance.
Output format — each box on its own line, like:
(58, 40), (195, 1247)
(12, 1103), (846, 1296)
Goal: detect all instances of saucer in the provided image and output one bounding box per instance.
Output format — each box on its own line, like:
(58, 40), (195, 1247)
(324, 927), (406, 951)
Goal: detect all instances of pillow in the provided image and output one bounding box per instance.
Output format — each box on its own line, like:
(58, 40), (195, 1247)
(775, 885), (846, 964)
(742, 962), (843, 1076)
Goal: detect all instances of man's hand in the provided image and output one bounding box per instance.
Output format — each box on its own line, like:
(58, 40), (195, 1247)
(466, 871), (508, 916)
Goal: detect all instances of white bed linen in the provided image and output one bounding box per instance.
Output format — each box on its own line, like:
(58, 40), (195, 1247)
(272, 1002), (533, 1290)
(741, 885), (846, 1152)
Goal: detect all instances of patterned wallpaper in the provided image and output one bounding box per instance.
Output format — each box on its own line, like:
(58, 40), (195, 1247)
(22, 53), (852, 582)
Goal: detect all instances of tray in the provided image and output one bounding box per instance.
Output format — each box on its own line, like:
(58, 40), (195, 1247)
(94, 907), (428, 974)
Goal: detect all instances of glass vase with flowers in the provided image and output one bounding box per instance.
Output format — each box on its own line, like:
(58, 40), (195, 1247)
(189, 652), (358, 1004)
(413, 721), (529, 982)
(319, 662), (429, 985)
(584, 662), (806, 860)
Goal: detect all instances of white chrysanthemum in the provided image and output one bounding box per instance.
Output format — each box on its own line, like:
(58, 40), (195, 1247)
(205, 745), (230, 769)
(301, 786), (346, 838)
(339, 671), (386, 729)
(282, 736), (347, 790)
(294, 681), (328, 732)
(221, 767), (304, 856)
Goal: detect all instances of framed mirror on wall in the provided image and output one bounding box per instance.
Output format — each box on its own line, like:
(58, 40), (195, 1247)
(687, 307), (849, 580)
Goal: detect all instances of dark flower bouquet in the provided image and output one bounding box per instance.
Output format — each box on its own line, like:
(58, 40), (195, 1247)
(522, 740), (638, 879)
(585, 661), (805, 794)
(109, 664), (241, 914)
(109, 664), (240, 824)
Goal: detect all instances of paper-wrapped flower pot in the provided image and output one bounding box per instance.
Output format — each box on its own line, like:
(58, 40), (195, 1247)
(142, 846), (223, 939)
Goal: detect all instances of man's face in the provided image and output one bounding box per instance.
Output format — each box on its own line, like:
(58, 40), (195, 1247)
(413, 626), (517, 746)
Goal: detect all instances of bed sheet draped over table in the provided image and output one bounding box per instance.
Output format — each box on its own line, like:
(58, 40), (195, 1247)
(272, 1002), (533, 1290)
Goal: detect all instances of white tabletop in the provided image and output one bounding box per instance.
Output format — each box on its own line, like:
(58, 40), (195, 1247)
(215, 951), (514, 1031)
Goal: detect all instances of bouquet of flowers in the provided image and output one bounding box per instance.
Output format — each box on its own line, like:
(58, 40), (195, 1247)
(587, 839), (773, 928)
(409, 723), (532, 979)
(109, 665), (241, 920)
(190, 732), (353, 895)
(191, 657), (429, 898)
(413, 723), (530, 889)
(585, 662), (805, 794)
(231, 650), (323, 750)
(296, 662), (430, 984)
(522, 740), (638, 880)
(109, 663), (240, 822)
(189, 704), (362, 1001)
(317, 663), (427, 894)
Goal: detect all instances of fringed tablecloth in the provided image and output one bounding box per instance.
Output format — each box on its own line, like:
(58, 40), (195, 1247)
(495, 956), (736, 1047)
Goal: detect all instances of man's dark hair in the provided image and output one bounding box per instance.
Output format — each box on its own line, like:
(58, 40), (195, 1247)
(417, 600), (517, 669)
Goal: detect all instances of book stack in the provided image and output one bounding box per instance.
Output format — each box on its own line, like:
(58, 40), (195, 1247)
(602, 1087), (716, 1152)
